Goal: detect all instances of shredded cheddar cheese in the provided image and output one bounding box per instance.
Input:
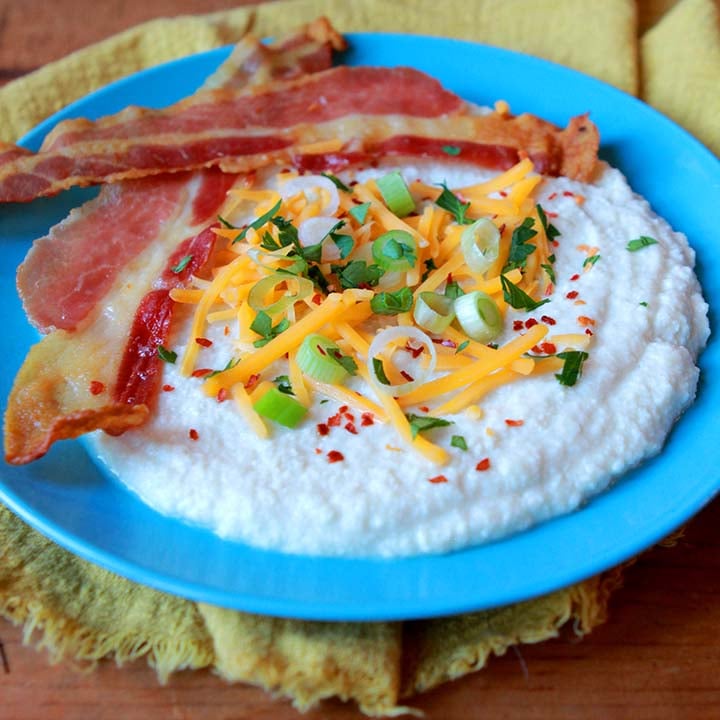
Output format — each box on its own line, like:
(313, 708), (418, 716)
(168, 158), (588, 465)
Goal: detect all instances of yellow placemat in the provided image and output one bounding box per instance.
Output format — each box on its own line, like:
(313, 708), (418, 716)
(1, 0), (717, 715)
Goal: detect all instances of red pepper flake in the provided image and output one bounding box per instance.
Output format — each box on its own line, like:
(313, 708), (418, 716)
(428, 474), (448, 484)
(216, 387), (229, 403)
(191, 368), (213, 378)
(563, 190), (575, 197)
(585, 328), (594, 336)
(195, 337), (212, 348)
(566, 290), (579, 299)
(499, 190), (508, 197)
(570, 273), (580, 281)
(540, 315), (556, 325)
(361, 412), (375, 427)
(547, 212), (559, 219)
(162, 384), (175, 392)
(244, 373), (260, 391)
(547, 192), (558, 200)
(404, 341), (423, 358)
(223, 325), (230, 336)
(339, 405), (349, 414)
(400, 370), (414, 382)
(524, 318), (538, 329)
(476, 457), (491, 472)
(419, 406), (430, 413)
(513, 320), (525, 331)
(317, 423), (330, 436)
(577, 315), (596, 327)
(505, 419), (524, 427)
(327, 450), (344, 463)
(328, 413), (342, 427)
(312, 293), (322, 305)
(189, 428), (199, 441)
(89, 380), (105, 395)
(317, 344), (327, 356)
(540, 342), (557, 355)
(544, 283), (555, 296)
(315, 448), (322, 454)
(343, 413), (355, 423)
(345, 422), (358, 434)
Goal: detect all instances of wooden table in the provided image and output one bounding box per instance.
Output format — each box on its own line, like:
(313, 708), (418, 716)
(1, 2), (719, 718)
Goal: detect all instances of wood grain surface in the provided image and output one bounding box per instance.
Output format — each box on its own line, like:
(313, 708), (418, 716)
(1, 2), (719, 718)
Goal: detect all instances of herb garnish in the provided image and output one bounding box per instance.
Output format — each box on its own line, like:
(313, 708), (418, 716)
(541, 262), (556, 284)
(456, 340), (470, 354)
(370, 287), (414, 315)
(555, 350), (589, 386)
(583, 254), (600, 268)
(536, 204), (560, 240)
(157, 345), (177, 363)
(444, 279), (465, 299)
(225, 199), (282, 244)
(451, 434), (468, 451)
(441, 145), (461, 156)
(500, 275), (550, 311)
(250, 311), (290, 348)
(206, 357), (240, 379)
(626, 236), (658, 252)
(331, 260), (384, 289)
(406, 413), (454, 439)
(170, 255), (193, 274)
(435, 182), (472, 225)
(503, 217), (537, 272)
(421, 258), (437, 282)
(332, 232), (354, 259)
(321, 172), (352, 193)
(349, 202), (371, 224)
(372, 357), (391, 385)
(273, 375), (295, 395)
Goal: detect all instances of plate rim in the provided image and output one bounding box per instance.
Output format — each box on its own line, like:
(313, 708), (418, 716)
(2, 32), (719, 622)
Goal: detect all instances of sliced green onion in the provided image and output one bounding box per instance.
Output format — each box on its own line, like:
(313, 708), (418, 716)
(376, 171), (415, 217)
(368, 326), (436, 396)
(454, 291), (503, 343)
(253, 387), (308, 428)
(460, 218), (500, 274)
(371, 230), (417, 272)
(413, 291), (456, 333)
(297, 334), (357, 384)
(248, 273), (313, 315)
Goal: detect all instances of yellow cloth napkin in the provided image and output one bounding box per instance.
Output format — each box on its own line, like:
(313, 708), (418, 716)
(1, 0), (717, 715)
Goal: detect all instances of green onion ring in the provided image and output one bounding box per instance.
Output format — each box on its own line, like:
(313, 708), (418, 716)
(371, 230), (418, 272)
(413, 291), (456, 333)
(297, 334), (354, 384)
(376, 171), (415, 217)
(454, 291), (504, 343)
(248, 273), (313, 315)
(460, 218), (500, 274)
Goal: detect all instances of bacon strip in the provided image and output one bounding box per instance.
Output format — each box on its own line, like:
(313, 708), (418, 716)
(4, 21), (344, 464)
(0, 66), (599, 203)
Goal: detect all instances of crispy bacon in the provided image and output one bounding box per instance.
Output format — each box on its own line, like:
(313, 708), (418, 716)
(0, 65), (599, 203)
(4, 21), (346, 464)
(17, 175), (189, 332)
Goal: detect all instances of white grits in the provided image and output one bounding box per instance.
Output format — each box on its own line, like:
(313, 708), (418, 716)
(91, 161), (709, 557)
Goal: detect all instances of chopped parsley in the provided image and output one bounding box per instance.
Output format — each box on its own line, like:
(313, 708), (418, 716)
(250, 311), (290, 348)
(536, 204), (560, 240)
(583, 254), (600, 268)
(435, 182), (472, 225)
(441, 144), (461, 156)
(370, 287), (414, 315)
(372, 357), (391, 385)
(541, 262), (556, 284)
(421, 258), (437, 282)
(273, 375), (294, 395)
(500, 274), (550, 311)
(450, 434), (468, 451)
(503, 217), (537, 272)
(555, 350), (589, 387)
(170, 254), (193, 274)
(639, 301), (649, 307)
(406, 413), (454, 440)
(626, 236), (658, 252)
(332, 232), (355, 259)
(157, 345), (177, 364)
(349, 202), (371, 224)
(321, 172), (352, 193)
(206, 357), (240, 379)
(456, 340), (470, 354)
(444, 279), (465, 299)
(331, 260), (384, 289)
(227, 199), (282, 244)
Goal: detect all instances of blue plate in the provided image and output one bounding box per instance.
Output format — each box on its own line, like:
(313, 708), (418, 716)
(1, 35), (718, 621)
